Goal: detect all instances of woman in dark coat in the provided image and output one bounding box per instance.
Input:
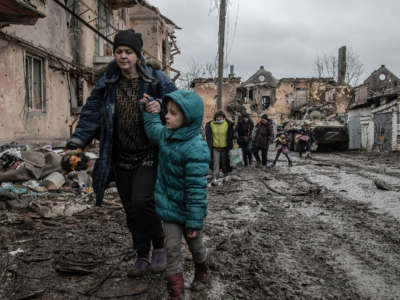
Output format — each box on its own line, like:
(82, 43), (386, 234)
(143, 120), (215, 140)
(252, 114), (274, 167)
(235, 113), (254, 166)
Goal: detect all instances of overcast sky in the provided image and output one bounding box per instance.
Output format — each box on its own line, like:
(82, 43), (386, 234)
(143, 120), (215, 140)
(149, 0), (399, 85)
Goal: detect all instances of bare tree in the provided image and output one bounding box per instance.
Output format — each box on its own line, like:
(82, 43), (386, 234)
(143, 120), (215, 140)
(176, 59), (204, 89)
(176, 60), (219, 89)
(314, 48), (363, 86)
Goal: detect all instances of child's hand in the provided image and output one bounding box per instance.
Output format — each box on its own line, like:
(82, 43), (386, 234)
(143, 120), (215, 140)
(186, 231), (198, 238)
(140, 93), (161, 114)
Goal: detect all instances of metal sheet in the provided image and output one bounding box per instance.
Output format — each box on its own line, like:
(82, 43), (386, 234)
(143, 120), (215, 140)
(348, 115), (361, 149)
(374, 112), (392, 151)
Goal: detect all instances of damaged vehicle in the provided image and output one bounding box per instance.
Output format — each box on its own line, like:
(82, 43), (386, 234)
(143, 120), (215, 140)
(283, 105), (349, 151)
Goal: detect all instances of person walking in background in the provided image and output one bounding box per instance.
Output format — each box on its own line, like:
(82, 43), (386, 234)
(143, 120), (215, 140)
(142, 90), (210, 299)
(235, 113), (254, 166)
(271, 126), (293, 167)
(205, 111), (234, 180)
(252, 114), (274, 168)
(66, 29), (177, 278)
(297, 122), (315, 158)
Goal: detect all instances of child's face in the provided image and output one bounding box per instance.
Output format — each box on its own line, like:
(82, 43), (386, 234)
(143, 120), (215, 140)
(166, 100), (185, 130)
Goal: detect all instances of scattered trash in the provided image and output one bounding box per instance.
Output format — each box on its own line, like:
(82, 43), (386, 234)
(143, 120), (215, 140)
(30, 201), (90, 218)
(105, 187), (118, 194)
(0, 184), (28, 195)
(85, 152), (98, 159)
(9, 248), (24, 256)
(77, 171), (91, 189)
(22, 179), (47, 192)
(43, 172), (66, 191)
(41, 145), (53, 151)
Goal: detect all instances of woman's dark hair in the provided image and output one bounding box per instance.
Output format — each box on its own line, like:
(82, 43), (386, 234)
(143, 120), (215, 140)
(214, 110), (226, 120)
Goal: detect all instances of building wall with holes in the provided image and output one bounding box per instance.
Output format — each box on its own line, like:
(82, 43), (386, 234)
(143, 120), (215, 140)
(128, 5), (173, 76)
(0, 0), (129, 143)
(192, 79), (241, 124)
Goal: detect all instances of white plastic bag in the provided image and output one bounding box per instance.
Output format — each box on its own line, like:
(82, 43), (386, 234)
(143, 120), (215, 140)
(229, 148), (243, 167)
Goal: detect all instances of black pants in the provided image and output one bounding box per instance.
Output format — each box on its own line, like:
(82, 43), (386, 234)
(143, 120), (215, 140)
(253, 146), (268, 166)
(273, 149), (291, 164)
(298, 140), (312, 156)
(114, 163), (164, 257)
(240, 142), (253, 166)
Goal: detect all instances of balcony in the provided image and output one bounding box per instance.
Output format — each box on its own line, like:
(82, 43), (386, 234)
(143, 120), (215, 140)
(0, 0), (45, 26)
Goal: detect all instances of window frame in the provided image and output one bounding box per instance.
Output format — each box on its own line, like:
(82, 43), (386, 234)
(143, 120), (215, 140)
(25, 52), (46, 113)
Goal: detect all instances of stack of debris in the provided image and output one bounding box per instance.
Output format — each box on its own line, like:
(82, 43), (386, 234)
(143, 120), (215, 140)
(0, 141), (114, 218)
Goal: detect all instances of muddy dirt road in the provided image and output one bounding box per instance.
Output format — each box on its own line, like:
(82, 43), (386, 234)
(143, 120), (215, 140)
(1, 151), (400, 299)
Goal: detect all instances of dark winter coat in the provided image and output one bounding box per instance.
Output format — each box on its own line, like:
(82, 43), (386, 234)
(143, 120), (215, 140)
(143, 90), (210, 230)
(253, 120), (274, 149)
(69, 59), (176, 206)
(298, 127), (315, 144)
(235, 118), (254, 146)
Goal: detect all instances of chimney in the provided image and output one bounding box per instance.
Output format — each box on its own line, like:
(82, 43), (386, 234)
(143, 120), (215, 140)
(229, 65), (235, 78)
(338, 46), (346, 84)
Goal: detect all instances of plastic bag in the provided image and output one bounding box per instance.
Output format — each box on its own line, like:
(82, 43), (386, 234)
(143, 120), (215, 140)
(229, 148), (243, 167)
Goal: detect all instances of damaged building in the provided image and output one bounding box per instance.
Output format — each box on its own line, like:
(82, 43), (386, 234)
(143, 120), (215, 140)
(234, 66), (351, 125)
(191, 66), (241, 123)
(348, 65), (400, 151)
(0, 0), (180, 144)
(193, 64), (352, 128)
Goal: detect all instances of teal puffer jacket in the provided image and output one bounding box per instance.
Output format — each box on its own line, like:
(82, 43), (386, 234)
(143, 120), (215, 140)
(143, 90), (210, 230)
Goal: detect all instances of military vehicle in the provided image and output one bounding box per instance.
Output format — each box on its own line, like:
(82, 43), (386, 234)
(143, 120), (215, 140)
(282, 106), (349, 151)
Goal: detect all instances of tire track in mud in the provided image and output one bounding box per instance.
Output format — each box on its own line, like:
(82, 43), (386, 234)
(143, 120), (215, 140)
(205, 168), (362, 299)
(311, 152), (400, 178)
(264, 160), (400, 298)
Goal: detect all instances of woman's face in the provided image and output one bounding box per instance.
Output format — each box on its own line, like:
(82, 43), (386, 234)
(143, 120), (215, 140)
(216, 115), (224, 122)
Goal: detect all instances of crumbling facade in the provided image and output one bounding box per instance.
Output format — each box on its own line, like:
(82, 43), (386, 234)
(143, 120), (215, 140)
(128, 2), (181, 80)
(191, 74), (241, 123)
(192, 65), (352, 127)
(348, 65), (400, 151)
(232, 66), (352, 125)
(0, 0), (180, 144)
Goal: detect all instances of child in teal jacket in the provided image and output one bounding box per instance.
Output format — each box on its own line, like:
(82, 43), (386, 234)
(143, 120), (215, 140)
(142, 89), (210, 299)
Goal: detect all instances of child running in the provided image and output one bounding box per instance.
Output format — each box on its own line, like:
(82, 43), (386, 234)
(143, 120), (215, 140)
(271, 127), (293, 167)
(142, 90), (210, 300)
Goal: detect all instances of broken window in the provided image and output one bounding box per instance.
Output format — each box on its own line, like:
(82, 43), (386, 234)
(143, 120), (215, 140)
(25, 53), (45, 112)
(64, 0), (78, 28)
(118, 8), (126, 24)
(262, 96), (271, 110)
(95, 0), (113, 56)
(162, 39), (167, 71)
(68, 74), (83, 115)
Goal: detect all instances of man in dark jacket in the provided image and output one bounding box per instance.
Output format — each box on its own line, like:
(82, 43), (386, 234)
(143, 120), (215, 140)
(297, 122), (315, 158)
(252, 114), (274, 167)
(66, 30), (176, 277)
(205, 111), (234, 179)
(235, 113), (254, 166)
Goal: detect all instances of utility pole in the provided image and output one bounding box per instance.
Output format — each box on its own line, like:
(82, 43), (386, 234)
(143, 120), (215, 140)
(217, 0), (227, 110)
